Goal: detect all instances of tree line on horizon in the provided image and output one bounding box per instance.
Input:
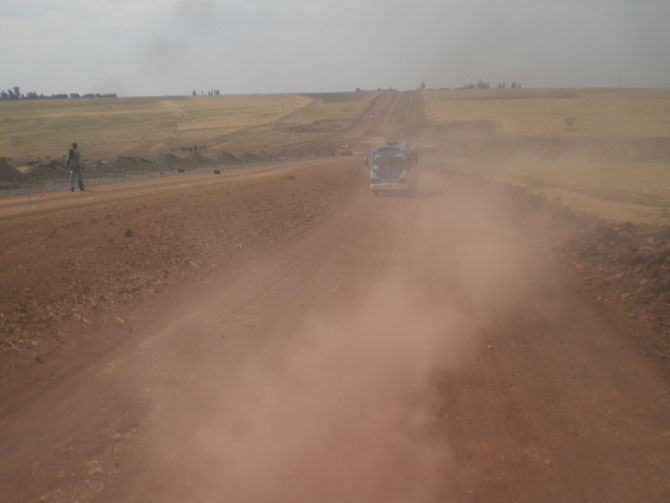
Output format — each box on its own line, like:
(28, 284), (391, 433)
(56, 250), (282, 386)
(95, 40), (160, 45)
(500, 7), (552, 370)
(354, 81), (524, 92)
(193, 89), (221, 96)
(461, 80), (522, 89)
(0, 86), (117, 101)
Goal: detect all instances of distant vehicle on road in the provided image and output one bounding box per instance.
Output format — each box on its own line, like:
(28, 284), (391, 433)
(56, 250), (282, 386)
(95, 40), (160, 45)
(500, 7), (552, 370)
(337, 144), (353, 156)
(369, 142), (418, 194)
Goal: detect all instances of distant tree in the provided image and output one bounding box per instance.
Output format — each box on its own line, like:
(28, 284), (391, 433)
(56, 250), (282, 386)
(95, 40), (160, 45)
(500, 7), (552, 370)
(420, 81), (426, 91)
(511, 82), (517, 89)
(69, 93), (80, 99)
(355, 87), (361, 92)
(0, 90), (8, 100)
(192, 90), (197, 96)
(13, 86), (20, 98)
(214, 89), (220, 95)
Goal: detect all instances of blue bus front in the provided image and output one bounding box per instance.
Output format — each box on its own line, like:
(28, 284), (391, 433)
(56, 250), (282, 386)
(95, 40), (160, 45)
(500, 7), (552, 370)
(369, 144), (418, 193)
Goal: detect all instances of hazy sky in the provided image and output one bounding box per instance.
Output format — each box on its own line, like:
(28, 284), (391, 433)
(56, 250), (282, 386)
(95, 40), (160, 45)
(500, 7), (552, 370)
(2, 0), (669, 96)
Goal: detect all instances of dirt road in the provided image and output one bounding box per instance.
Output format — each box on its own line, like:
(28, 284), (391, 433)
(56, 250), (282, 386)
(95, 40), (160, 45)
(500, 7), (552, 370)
(347, 90), (423, 140)
(1, 158), (670, 501)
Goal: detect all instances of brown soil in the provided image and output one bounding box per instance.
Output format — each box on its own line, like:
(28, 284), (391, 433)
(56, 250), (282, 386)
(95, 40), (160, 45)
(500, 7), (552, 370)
(1, 93), (669, 502)
(0, 157), (29, 187)
(0, 159), (363, 356)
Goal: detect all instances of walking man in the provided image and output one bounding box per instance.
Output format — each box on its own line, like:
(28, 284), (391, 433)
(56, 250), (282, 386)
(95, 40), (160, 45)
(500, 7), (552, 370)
(66, 142), (84, 192)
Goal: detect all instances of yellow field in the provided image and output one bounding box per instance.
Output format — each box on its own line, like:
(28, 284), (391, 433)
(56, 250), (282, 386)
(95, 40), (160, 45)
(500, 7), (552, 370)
(0, 92), (379, 163)
(211, 92), (377, 153)
(465, 159), (669, 226)
(425, 89), (670, 226)
(0, 94), (313, 161)
(425, 88), (670, 137)
(287, 98), (371, 123)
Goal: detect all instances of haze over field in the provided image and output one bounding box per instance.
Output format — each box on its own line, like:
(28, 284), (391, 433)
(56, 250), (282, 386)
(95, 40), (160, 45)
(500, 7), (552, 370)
(2, 0), (670, 97)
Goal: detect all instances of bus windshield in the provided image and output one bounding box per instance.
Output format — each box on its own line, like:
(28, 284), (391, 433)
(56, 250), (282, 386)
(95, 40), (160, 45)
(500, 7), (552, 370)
(373, 154), (407, 171)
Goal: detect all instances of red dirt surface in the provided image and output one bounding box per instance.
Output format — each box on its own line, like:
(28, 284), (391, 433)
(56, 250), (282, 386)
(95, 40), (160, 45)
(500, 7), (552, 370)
(1, 94), (670, 502)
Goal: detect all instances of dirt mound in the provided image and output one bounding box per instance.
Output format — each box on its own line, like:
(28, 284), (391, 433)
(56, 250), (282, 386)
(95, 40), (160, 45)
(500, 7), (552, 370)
(238, 152), (269, 163)
(278, 142), (341, 158)
(213, 151), (242, 165)
(105, 156), (156, 172)
(152, 153), (193, 172)
(22, 159), (66, 180)
(0, 158), (29, 184)
(152, 152), (189, 167)
(152, 152), (181, 164)
(82, 160), (106, 173)
(185, 151), (212, 164)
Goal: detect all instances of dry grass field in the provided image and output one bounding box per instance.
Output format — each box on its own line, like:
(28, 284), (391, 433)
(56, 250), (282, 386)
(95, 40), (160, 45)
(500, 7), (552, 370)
(0, 94), (313, 162)
(426, 88), (670, 137)
(0, 92), (379, 164)
(483, 159), (670, 226)
(210, 91), (378, 154)
(424, 88), (670, 226)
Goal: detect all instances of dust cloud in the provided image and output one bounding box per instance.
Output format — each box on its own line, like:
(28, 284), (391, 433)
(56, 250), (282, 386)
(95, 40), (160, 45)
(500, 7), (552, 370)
(141, 162), (553, 502)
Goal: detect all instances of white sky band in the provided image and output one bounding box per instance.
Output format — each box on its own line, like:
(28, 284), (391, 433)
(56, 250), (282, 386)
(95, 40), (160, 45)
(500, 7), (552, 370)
(2, 0), (669, 97)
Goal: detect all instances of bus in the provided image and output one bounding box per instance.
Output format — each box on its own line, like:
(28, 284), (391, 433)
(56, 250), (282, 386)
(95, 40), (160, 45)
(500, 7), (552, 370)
(369, 142), (419, 195)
